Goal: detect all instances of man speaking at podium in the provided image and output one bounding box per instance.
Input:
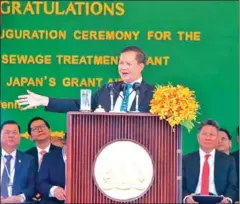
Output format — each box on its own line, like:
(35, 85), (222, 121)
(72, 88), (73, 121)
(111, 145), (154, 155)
(17, 46), (154, 113)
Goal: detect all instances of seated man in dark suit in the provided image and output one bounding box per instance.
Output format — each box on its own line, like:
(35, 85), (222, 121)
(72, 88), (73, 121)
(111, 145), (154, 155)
(0, 120), (37, 203)
(25, 117), (61, 201)
(182, 119), (238, 203)
(217, 128), (232, 155)
(37, 135), (67, 204)
(17, 46), (154, 113)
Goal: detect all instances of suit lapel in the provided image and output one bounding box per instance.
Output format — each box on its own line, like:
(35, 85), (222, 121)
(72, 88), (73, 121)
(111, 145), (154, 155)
(50, 144), (54, 151)
(130, 81), (148, 111)
(33, 147), (39, 167)
(214, 151), (221, 194)
(13, 151), (23, 194)
(113, 83), (122, 104)
(192, 151), (201, 189)
(138, 81), (148, 105)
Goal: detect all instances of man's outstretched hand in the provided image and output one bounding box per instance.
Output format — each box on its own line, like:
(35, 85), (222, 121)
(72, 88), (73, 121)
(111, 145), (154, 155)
(17, 90), (49, 110)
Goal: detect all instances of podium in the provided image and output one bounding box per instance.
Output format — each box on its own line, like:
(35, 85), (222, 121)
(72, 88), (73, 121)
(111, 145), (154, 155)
(66, 112), (182, 203)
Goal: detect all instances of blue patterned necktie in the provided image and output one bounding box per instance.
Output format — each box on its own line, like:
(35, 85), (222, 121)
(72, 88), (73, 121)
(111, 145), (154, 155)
(1, 155), (13, 198)
(120, 84), (132, 111)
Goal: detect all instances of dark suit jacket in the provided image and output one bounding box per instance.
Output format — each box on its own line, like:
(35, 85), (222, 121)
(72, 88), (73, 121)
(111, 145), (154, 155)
(0, 150), (37, 201)
(182, 150), (238, 202)
(231, 150), (239, 195)
(25, 144), (61, 168)
(37, 148), (65, 204)
(45, 80), (154, 113)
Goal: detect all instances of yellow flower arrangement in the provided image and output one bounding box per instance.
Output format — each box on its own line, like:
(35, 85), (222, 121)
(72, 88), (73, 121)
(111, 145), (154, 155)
(21, 131), (65, 139)
(150, 83), (200, 132)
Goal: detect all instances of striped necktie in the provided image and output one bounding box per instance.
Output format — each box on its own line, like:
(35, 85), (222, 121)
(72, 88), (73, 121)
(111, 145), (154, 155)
(120, 84), (132, 111)
(1, 155), (13, 198)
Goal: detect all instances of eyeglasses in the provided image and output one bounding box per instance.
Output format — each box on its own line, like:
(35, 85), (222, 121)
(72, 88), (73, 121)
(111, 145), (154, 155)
(219, 137), (229, 142)
(31, 124), (47, 132)
(2, 130), (19, 136)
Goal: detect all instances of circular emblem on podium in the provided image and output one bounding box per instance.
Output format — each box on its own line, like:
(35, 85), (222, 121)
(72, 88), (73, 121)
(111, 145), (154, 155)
(93, 140), (154, 202)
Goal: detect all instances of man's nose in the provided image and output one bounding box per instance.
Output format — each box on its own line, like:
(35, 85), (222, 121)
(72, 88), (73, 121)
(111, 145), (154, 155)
(205, 136), (211, 140)
(37, 127), (43, 132)
(121, 67), (128, 71)
(8, 134), (15, 139)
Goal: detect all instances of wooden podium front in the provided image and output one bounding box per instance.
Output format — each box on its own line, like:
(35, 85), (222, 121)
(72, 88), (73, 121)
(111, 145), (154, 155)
(66, 112), (182, 203)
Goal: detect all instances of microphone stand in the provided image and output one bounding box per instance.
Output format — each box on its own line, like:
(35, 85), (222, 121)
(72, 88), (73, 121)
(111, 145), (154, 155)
(131, 82), (141, 113)
(107, 83), (115, 112)
(109, 89), (114, 112)
(108, 83), (125, 112)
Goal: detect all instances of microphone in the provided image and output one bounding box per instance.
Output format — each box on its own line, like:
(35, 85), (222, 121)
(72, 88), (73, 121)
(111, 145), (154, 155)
(127, 82), (141, 96)
(107, 83), (124, 99)
(107, 83), (114, 111)
(107, 82), (114, 90)
(120, 83), (127, 97)
(132, 82), (141, 112)
(132, 82), (141, 92)
(120, 82), (141, 112)
(107, 82), (125, 112)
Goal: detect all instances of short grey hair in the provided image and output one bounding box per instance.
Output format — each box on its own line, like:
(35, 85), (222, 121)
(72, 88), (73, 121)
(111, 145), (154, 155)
(198, 119), (219, 133)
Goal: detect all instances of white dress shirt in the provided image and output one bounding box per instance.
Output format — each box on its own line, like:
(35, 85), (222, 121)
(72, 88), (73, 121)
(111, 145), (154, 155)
(184, 148), (232, 203)
(194, 148), (217, 195)
(113, 77), (142, 112)
(1, 149), (16, 186)
(37, 144), (51, 169)
(1, 149), (25, 202)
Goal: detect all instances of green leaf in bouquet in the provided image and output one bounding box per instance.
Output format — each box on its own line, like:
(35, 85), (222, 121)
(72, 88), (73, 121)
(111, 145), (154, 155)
(180, 120), (195, 133)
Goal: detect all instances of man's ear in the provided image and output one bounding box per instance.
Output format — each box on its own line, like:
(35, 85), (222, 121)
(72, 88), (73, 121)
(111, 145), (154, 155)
(48, 130), (52, 138)
(29, 134), (34, 141)
(197, 133), (200, 143)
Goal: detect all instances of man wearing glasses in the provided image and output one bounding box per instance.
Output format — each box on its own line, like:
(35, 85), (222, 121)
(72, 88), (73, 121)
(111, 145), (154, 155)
(217, 128), (232, 155)
(0, 120), (37, 203)
(25, 117), (61, 201)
